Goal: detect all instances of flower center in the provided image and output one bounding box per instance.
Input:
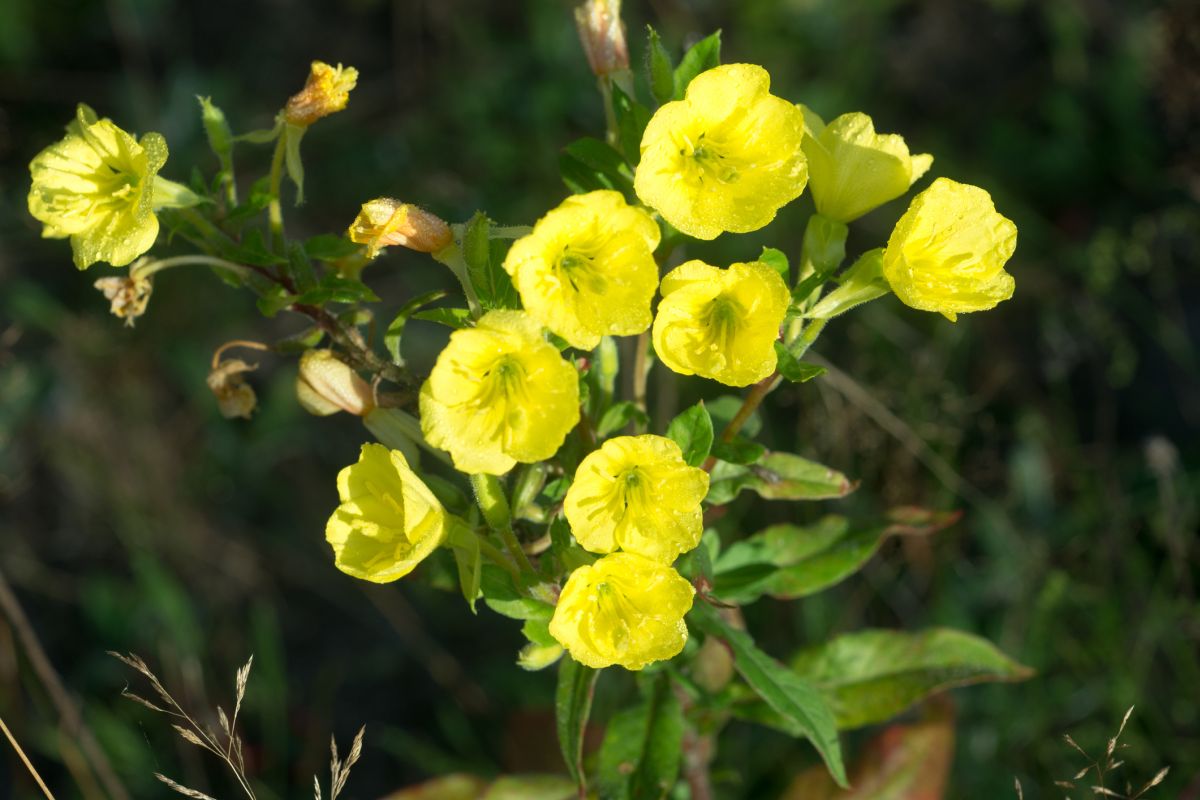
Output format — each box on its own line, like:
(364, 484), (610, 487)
(557, 247), (608, 295)
(681, 132), (739, 184)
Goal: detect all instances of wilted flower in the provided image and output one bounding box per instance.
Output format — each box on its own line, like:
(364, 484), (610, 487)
(296, 349), (375, 416)
(799, 107), (933, 223)
(94, 274), (152, 326)
(882, 177), (1018, 321)
(549, 552), (695, 670)
(635, 64), (807, 240)
(420, 311), (580, 475)
(653, 259), (790, 386)
(284, 61), (358, 127)
(206, 358), (257, 419)
(574, 0), (629, 77)
(503, 190), (660, 350)
(28, 104), (168, 269)
(347, 198), (453, 258)
(325, 443), (448, 583)
(565, 435), (709, 563)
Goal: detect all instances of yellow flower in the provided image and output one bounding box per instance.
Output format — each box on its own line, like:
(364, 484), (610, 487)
(799, 107), (933, 224)
(652, 259), (790, 387)
(347, 198), (453, 258)
(503, 191), (660, 350)
(420, 311), (580, 475)
(325, 443), (447, 583)
(634, 63), (807, 240)
(882, 177), (1018, 321)
(549, 552), (695, 670)
(28, 104), (168, 269)
(284, 61), (358, 126)
(564, 435), (708, 563)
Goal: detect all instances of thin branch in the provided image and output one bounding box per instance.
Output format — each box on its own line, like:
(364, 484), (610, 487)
(0, 713), (56, 799)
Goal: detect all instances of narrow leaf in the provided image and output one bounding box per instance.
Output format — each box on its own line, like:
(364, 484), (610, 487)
(645, 26), (676, 105)
(385, 289), (450, 365)
(690, 602), (847, 787)
(556, 656), (600, 793)
(775, 343), (828, 383)
(673, 31), (722, 99)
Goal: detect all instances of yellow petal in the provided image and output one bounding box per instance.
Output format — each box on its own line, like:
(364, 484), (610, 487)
(325, 443), (447, 583)
(802, 110), (932, 223)
(652, 259), (790, 386)
(549, 553), (695, 670)
(565, 434), (709, 563)
(882, 177), (1017, 318)
(504, 191), (660, 349)
(419, 311), (580, 475)
(635, 64), (807, 240)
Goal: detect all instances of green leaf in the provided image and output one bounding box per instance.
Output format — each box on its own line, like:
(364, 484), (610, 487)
(256, 285), (297, 318)
(793, 215), (849, 304)
(774, 343), (828, 383)
(295, 275), (380, 306)
(596, 401), (650, 438)
(759, 246), (790, 282)
(445, 521), (482, 613)
(283, 122), (306, 205)
(673, 31), (721, 99)
(705, 452), (855, 505)
(666, 401), (713, 467)
(217, 227), (287, 266)
(791, 628), (1035, 729)
(273, 326), (325, 354)
(223, 177), (272, 226)
(480, 565), (553, 621)
(611, 84), (652, 165)
(689, 603), (847, 787)
(303, 234), (363, 262)
(645, 26), (676, 105)
(710, 437), (765, 465)
(385, 289), (449, 365)
(556, 656), (600, 793)
(411, 307), (473, 328)
(597, 674), (684, 800)
(462, 212), (520, 310)
(288, 242), (318, 292)
(559, 137), (635, 196)
(712, 510), (959, 604)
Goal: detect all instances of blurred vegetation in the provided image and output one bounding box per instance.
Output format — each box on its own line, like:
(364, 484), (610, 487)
(1, 0), (1197, 798)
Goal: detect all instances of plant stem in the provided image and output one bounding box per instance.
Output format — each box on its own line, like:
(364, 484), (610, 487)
(632, 330), (649, 431)
(0, 714), (55, 799)
(132, 255), (254, 281)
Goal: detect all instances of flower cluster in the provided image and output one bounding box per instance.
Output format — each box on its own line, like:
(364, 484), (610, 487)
(32, 49), (1018, 679)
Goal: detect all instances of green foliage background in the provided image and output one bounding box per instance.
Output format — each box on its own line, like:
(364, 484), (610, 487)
(1, 0), (1197, 797)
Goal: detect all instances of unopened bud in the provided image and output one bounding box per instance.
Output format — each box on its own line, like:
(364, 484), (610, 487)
(296, 349), (375, 416)
(207, 358), (257, 419)
(284, 61), (358, 127)
(347, 198), (453, 258)
(94, 274), (152, 327)
(574, 0), (629, 77)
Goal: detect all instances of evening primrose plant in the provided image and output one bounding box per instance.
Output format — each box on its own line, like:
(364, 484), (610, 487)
(31, 2), (1031, 796)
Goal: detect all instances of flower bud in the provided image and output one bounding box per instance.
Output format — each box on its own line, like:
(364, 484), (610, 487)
(207, 358), (257, 419)
(347, 198), (453, 258)
(94, 274), (152, 327)
(296, 349), (374, 417)
(284, 61), (358, 127)
(574, 0), (629, 77)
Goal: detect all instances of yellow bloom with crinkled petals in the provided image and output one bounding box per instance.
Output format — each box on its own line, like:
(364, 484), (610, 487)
(799, 106), (933, 223)
(28, 104), (168, 269)
(652, 259), (790, 387)
(285, 61), (358, 126)
(549, 552), (694, 670)
(420, 311), (580, 475)
(634, 63), (807, 240)
(882, 177), (1017, 321)
(503, 191), (660, 350)
(325, 443), (447, 583)
(565, 435), (709, 564)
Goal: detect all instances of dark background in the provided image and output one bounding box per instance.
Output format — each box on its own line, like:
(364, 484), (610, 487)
(1, 0), (1197, 797)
